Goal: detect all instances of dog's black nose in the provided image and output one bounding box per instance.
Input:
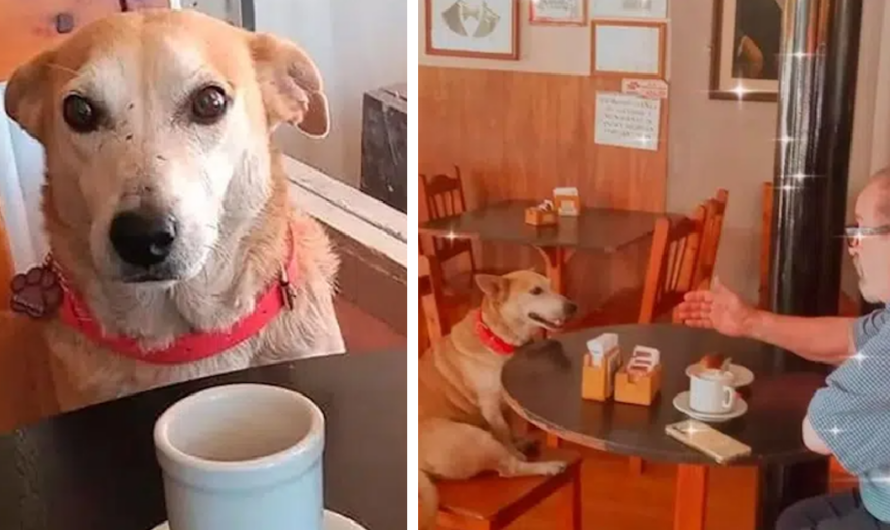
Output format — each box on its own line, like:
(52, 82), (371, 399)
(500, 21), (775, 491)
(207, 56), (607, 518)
(109, 209), (177, 268)
(564, 301), (578, 317)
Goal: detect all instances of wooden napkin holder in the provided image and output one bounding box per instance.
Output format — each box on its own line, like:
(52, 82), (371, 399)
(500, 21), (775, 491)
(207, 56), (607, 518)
(614, 346), (662, 406)
(581, 334), (621, 402)
(525, 207), (558, 226)
(614, 364), (662, 406)
(553, 187), (581, 216)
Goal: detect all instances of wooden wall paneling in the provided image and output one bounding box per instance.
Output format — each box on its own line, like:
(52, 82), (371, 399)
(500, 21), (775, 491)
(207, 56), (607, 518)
(419, 67), (668, 212)
(419, 65), (669, 303)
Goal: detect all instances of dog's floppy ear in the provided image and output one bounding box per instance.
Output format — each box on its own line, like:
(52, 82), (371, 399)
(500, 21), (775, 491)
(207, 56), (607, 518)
(249, 33), (329, 137)
(4, 49), (54, 142)
(475, 274), (509, 301)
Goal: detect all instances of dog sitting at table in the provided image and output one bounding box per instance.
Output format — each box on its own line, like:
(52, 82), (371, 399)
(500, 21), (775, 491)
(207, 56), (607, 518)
(417, 270), (577, 529)
(2, 9), (344, 412)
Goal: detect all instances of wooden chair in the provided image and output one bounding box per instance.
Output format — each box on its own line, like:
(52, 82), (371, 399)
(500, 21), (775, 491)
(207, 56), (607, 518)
(692, 189), (729, 290)
(420, 167), (477, 286)
(568, 205), (708, 329)
(0, 207), (12, 311)
(419, 253), (447, 352)
(759, 182), (774, 309)
(436, 448), (583, 530)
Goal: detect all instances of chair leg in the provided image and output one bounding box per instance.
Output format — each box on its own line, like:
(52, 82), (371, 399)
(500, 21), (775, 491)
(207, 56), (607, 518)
(569, 462), (582, 530)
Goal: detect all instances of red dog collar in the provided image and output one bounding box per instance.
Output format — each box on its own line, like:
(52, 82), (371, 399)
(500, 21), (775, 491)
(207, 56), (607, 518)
(474, 310), (516, 355)
(11, 223), (299, 365)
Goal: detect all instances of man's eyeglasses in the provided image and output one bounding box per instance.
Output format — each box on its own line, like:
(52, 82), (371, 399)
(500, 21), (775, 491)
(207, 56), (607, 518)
(844, 223), (890, 247)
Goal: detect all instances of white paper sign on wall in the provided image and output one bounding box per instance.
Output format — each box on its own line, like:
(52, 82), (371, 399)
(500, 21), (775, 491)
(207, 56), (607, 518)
(594, 92), (661, 152)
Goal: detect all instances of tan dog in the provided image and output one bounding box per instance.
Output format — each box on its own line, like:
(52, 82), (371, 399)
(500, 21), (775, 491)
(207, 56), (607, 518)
(417, 270), (577, 529)
(3, 9), (344, 411)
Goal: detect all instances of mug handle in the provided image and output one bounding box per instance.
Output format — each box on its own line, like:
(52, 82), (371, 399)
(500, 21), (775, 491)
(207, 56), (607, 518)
(723, 387), (735, 409)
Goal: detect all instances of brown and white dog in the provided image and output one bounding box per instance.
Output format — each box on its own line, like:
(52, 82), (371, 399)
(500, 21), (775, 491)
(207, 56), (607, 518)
(418, 270), (577, 529)
(3, 9), (344, 411)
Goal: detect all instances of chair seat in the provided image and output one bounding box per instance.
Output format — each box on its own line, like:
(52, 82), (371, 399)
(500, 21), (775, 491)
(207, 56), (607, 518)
(436, 448), (581, 528)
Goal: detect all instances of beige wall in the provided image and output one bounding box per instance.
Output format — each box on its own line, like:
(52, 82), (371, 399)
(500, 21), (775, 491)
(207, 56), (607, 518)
(419, 0), (890, 304)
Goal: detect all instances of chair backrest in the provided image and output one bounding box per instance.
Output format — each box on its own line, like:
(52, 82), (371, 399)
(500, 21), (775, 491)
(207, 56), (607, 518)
(760, 182), (774, 308)
(693, 188), (729, 289)
(0, 209), (11, 310)
(639, 205), (707, 323)
(419, 166), (474, 264)
(418, 253), (447, 354)
(421, 166), (467, 221)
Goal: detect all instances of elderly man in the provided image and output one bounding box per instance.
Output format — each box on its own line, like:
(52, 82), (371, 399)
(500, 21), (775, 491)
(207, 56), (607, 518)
(676, 171), (890, 529)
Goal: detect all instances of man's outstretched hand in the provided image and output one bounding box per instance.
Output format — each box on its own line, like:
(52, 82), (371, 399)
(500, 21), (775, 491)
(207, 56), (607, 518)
(674, 277), (758, 338)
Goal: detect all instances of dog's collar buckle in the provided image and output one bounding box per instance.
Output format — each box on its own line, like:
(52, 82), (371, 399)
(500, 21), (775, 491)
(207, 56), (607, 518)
(279, 265), (296, 311)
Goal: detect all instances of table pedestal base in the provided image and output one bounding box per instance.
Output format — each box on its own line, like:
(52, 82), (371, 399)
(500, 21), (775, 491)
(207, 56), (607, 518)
(535, 247), (576, 295)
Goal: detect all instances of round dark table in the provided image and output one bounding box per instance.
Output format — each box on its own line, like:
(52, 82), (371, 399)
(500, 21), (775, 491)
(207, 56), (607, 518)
(0, 351), (406, 530)
(501, 324), (828, 530)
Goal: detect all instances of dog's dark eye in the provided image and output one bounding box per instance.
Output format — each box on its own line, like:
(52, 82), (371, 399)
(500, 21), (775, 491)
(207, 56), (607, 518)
(191, 86), (229, 124)
(530, 287), (543, 295)
(62, 95), (100, 133)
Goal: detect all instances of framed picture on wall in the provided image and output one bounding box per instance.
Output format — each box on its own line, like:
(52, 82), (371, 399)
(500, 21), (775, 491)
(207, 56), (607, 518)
(529, 0), (587, 26)
(425, 0), (520, 60)
(591, 20), (666, 79)
(590, 0), (668, 19)
(709, 0), (782, 101)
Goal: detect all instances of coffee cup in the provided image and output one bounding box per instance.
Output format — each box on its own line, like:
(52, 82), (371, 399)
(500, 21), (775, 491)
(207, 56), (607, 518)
(689, 369), (736, 414)
(154, 384), (325, 530)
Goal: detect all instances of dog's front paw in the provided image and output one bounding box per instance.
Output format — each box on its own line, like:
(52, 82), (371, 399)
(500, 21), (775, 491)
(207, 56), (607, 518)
(10, 266), (63, 319)
(533, 460), (568, 476)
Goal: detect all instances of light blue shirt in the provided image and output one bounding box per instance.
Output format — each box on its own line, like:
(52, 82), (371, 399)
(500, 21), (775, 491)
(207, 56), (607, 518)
(808, 305), (890, 521)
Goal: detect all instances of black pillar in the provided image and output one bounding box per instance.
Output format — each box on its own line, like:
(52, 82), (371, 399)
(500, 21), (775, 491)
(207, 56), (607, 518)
(763, 2), (863, 528)
(769, 0), (863, 372)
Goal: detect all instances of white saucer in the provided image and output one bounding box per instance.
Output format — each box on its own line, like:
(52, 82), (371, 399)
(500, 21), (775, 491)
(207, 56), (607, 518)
(672, 391), (748, 423)
(685, 363), (754, 387)
(151, 509), (367, 530)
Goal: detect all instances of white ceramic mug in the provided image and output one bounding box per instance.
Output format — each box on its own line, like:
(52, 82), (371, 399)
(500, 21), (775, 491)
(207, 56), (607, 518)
(154, 384), (325, 530)
(689, 369), (736, 414)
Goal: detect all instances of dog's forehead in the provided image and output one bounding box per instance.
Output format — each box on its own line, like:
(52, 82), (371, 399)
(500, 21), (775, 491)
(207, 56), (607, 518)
(507, 271), (549, 292)
(48, 11), (251, 93)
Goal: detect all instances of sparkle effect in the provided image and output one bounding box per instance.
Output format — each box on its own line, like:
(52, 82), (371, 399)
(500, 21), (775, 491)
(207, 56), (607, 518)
(681, 422), (709, 436)
(850, 351), (868, 366)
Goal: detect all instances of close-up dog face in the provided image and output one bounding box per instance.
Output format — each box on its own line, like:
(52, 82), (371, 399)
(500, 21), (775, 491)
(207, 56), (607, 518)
(4, 9), (328, 284)
(476, 270), (577, 331)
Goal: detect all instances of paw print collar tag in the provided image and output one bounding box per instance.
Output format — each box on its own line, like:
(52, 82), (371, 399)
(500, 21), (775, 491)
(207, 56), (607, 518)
(10, 265), (63, 319)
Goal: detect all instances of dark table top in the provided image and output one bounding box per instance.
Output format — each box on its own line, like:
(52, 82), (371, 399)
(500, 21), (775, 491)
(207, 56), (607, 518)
(0, 351), (406, 530)
(419, 199), (680, 252)
(502, 324), (826, 466)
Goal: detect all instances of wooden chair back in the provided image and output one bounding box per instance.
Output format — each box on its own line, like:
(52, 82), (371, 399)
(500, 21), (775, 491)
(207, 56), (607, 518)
(418, 253), (447, 354)
(693, 188), (729, 289)
(760, 182), (774, 308)
(639, 206), (707, 323)
(0, 207), (12, 311)
(420, 167), (476, 270)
